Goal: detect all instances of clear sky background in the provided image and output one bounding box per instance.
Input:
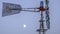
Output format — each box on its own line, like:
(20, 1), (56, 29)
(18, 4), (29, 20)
(0, 0), (60, 34)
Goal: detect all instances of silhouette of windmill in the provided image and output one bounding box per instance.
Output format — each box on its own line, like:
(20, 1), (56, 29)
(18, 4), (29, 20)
(2, 0), (50, 34)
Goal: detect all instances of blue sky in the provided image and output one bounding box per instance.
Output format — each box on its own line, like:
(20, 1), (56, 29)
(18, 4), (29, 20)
(0, 0), (60, 34)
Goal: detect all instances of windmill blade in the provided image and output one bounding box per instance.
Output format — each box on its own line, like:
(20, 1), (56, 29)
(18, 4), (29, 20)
(45, 10), (50, 29)
(45, 0), (49, 10)
(2, 2), (21, 17)
(45, 0), (50, 29)
(45, 0), (49, 5)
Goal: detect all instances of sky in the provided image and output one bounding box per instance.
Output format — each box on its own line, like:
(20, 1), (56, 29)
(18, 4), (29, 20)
(0, 0), (60, 34)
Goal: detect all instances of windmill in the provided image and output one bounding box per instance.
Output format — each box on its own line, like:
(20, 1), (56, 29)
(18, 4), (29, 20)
(2, 0), (50, 34)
